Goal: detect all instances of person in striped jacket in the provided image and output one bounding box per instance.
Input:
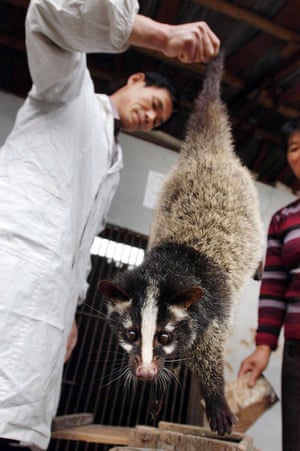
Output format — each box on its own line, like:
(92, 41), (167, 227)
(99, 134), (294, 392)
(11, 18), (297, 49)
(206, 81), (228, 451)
(239, 115), (300, 451)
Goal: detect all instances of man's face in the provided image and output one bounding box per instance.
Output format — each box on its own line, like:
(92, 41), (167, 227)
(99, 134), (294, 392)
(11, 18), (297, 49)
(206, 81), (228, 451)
(118, 73), (173, 132)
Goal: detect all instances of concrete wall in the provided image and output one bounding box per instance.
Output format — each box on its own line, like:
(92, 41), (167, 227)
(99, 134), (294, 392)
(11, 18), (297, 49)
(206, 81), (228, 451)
(1, 91), (296, 451)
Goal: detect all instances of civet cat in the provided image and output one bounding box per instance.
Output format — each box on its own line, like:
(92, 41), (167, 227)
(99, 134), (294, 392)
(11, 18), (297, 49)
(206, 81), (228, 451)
(99, 51), (263, 435)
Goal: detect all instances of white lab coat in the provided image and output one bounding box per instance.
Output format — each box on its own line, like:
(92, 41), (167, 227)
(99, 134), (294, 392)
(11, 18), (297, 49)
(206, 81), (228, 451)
(0, 0), (138, 448)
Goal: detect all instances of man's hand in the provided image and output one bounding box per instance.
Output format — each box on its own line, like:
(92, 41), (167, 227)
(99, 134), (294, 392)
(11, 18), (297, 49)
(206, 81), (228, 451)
(163, 21), (220, 63)
(64, 320), (78, 363)
(238, 345), (272, 387)
(130, 15), (220, 64)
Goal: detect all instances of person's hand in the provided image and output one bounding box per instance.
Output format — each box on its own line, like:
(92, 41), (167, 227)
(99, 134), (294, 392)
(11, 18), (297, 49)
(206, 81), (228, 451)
(130, 16), (220, 65)
(163, 21), (220, 63)
(238, 345), (272, 387)
(64, 320), (78, 363)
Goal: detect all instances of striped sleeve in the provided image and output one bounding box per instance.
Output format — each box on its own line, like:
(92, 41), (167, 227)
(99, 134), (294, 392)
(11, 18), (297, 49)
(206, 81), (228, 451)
(255, 213), (288, 349)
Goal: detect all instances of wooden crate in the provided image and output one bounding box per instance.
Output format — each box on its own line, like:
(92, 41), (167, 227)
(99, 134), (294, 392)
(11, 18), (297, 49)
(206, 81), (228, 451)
(224, 374), (279, 433)
(52, 415), (257, 450)
(126, 422), (258, 451)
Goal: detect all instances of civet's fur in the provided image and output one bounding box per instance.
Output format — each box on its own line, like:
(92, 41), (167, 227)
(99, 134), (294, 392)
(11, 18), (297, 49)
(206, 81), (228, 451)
(99, 52), (264, 435)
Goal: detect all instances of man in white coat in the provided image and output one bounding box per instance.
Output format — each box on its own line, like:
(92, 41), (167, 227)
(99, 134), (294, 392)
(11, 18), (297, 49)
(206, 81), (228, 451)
(0, 0), (220, 449)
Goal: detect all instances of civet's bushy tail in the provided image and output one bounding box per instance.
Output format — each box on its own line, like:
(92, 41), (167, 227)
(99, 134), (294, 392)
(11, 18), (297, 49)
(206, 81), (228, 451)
(195, 48), (224, 103)
(181, 50), (232, 160)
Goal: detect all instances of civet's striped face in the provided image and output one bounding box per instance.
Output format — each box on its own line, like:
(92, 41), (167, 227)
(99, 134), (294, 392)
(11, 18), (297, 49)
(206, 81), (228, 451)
(99, 279), (202, 381)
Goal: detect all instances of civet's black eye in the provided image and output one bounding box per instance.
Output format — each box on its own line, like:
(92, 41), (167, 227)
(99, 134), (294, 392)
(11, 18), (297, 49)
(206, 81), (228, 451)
(125, 329), (139, 342)
(157, 331), (172, 345)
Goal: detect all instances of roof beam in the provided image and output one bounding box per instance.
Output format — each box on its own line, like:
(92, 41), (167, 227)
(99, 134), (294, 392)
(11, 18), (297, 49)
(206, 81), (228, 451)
(193, 0), (300, 43)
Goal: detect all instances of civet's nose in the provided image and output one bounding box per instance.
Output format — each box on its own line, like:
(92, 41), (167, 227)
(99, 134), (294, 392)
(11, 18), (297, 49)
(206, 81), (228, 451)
(136, 364), (158, 380)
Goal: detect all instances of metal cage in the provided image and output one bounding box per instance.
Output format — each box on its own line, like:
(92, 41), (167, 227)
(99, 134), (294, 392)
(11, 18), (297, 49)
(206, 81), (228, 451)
(49, 224), (203, 451)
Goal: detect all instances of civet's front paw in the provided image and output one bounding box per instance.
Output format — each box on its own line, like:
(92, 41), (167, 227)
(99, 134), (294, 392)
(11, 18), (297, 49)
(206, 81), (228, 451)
(206, 397), (236, 436)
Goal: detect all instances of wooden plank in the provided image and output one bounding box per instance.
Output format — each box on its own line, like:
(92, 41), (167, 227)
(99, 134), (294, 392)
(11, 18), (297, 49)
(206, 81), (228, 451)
(158, 422), (255, 451)
(52, 413), (94, 432)
(159, 430), (237, 451)
(128, 425), (160, 448)
(159, 429), (255, 451)
(51, 424), (131, 445)
(158, 422), (244, 442)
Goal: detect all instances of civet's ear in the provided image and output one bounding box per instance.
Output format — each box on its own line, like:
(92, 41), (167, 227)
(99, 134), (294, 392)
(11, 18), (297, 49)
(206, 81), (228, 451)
(171, 286), (204, 310)
(98, 280), (130, 305)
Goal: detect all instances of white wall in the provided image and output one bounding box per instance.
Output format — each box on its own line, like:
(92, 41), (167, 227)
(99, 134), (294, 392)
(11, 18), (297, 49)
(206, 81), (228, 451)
(108, 133), (178, 235)
(1, 91), (295, 451)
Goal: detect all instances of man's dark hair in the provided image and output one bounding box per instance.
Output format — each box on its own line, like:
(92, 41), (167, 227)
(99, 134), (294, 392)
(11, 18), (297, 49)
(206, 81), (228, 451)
(281, 115), (300, 151)
(144, 71), (179, 112)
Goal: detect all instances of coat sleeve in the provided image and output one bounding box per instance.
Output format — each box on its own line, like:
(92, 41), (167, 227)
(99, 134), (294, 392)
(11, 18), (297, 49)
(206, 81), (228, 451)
(25, 0), (139, 99)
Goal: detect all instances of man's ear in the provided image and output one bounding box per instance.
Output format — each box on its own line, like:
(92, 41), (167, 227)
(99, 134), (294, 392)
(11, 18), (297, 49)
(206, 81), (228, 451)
(127, 72), (145, 86)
